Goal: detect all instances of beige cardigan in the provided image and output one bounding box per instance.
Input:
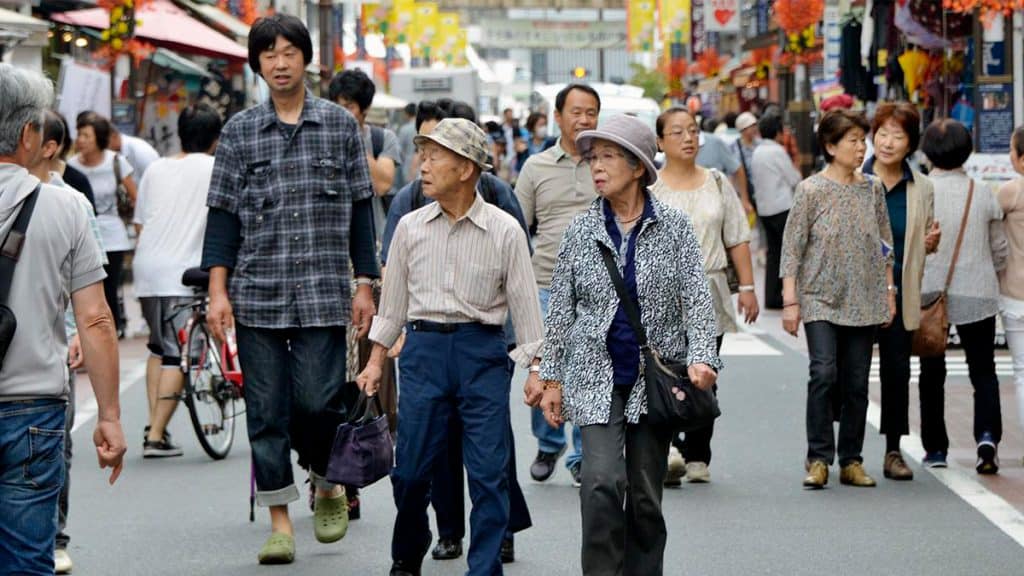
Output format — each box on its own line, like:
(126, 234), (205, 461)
(899, 171), (935, 330)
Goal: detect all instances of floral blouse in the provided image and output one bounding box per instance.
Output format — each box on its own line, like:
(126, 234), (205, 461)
(780, 173), (894, 327)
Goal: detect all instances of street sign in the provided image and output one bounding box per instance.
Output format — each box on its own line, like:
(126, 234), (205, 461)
(478, 19), (627, 49)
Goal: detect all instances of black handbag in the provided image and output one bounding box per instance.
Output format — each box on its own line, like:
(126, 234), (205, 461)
(112, 153), (133, 223)
(0, 187), (40, 369)
(598, 243), (721, 432)
(326, 391), (394, 488)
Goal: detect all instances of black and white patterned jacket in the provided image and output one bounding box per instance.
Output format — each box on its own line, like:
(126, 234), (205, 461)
(539, 196), (722, 426)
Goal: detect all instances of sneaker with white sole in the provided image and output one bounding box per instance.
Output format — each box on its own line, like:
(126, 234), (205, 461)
(684, 461), (710, 483)
(55, 548), (72, 574)
(976, 432), (999, 475)
(143, 438), (183, 458)
(665, 446), (685, 487)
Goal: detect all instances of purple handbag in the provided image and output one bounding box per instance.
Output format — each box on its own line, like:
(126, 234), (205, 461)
(326, 392), (394, 488)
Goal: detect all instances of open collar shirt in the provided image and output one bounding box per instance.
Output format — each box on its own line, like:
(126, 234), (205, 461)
(370, 193), (544, 367)
(206, 92), (376, 329)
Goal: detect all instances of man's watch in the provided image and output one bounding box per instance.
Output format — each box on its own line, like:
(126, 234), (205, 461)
(355, 277), (374, 287)
(528, 364), (541, 374)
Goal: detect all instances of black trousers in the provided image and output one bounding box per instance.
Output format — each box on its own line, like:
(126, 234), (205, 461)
(580, 387), (671, 576)
(760, 211), (789, 309)
(673, 335), (723, 464)
(919, 315), (1002, 453)
(102, 251), (125, 333)
(805, 321), (876, 466)
(878, 309), (913, 438)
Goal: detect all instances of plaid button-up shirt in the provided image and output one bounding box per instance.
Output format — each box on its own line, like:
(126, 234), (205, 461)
(207, 92), (375, 329)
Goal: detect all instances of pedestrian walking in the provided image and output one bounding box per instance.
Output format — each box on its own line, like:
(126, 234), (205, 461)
(697, 126), (754, 216)
(1000, 126), (1024, 442)
(861, 102), (941, 480)
(537, 114), (720, 576)
(751, 114), (802, 309)
(0, 63), (126, 576)
(651, 107), (758, 485)
(781, 109), (897, 489)
(200, 14), (379, 564)
(515, 83), (601, 485)
(134, 103), (222, 458)
(109, 124), (160, 182)
(379, 99), (532, 564)
(733, 111), (760, 209)
(917, 119), (1008, 473)
(67, 112), (137, 338)
(357, 118), (544, 576)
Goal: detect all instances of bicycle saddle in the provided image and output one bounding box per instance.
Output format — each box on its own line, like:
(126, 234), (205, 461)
(181, 267), (210, 289)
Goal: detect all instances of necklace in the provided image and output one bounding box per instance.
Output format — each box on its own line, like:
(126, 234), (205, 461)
(615, 212), (643, 224)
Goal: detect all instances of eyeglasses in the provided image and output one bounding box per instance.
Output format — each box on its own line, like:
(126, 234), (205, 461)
(662, 127), (699, 139)
(581, 150), (626, 167)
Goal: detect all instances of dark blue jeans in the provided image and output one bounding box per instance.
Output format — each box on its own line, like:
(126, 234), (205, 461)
(392, 323), (511, 576)
(235, 324), (348, 506)
(0, 399), (67, 575)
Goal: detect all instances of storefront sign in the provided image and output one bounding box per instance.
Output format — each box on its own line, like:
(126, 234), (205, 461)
(977, 83), (1013, 154)
(479, 19), (627, 49)
(823, 4), (841, 79)
(692, 0), (706, 57)
(965, 153), (1015, 182)
(704, 0), (740, 32)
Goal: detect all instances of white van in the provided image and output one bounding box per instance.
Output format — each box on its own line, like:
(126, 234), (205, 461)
(531, 83), (661, 139)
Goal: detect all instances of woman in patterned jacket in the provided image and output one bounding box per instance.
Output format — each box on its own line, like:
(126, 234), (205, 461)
(537, 115), (721, 576)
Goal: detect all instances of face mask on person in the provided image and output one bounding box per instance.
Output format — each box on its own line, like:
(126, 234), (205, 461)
(534, 126), (547, 139)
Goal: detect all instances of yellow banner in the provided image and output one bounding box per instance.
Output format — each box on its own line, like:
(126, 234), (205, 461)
(409, 1), (440, 58)
(436, 12), (461, 64)
(660, 0), (691, 63)
(628, 0), (656, 52)
(362, 3), (389, 36)
(452, 30), (468, 66)
(387, 0), (416, 45)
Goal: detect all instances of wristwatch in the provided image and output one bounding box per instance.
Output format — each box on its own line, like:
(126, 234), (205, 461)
(738, 285), (755, 293)
(886, 284), (898, 293)
(528, 364), (541, 374)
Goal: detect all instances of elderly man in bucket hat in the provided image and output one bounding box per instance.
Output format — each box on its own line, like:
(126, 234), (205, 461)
(358, 118), (544, 576)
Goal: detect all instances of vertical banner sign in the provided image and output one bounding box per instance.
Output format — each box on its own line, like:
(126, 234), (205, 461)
(437, 12), (461, 65)
(692, 0), (706, 58)
(388, 0), (415, 45)
(978, 83), (1013, 154)
(823, 3), (841, 79)
(756, 0), (770, 34)
(410, 1), (439, 59)
(628, 1), (657, 52)
(704, 0), (741, 33)
(363, 3), (389, 37)
(659, 0), (691, 63)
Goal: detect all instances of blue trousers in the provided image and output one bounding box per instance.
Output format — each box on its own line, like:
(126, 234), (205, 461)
(0, 399), (66, 575)
(532, 288), (582, 468)
(392, 324), (511, 576)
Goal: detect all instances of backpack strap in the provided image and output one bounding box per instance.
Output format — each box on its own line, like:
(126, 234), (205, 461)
(370, 126), (385, 160)
(0, 187), (41, 304)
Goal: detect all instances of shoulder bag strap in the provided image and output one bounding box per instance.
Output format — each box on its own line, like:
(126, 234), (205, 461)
(597, 242), (650, 350)
(112, 153), (123, 188)
(944, 179), (973, 292)
(0, 187), (41, 304)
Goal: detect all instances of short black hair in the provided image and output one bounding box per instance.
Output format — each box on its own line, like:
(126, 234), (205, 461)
(248, 14), (313, 75)
(921, 119), (973, 170)
(76, 112), (111, 150)
(722, 112), (738, 129)
(178, 103), (223, 153)
(415, 99), (476, 132)
(328, 69), (375, 111)
(42, 110), (67, 155)
(655, 107), (694, 138)
(757, 114), (784, 141)
(555, 83), (601, 113)
(816, 109), (869, 163)
(403, 102), (417, 117)
(525, 112), (546, 132)
(702, 117), (719, 133)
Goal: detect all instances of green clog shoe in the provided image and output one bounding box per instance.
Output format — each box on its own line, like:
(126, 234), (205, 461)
(257, 532), (295, 565)
(313, 492), (350, 543)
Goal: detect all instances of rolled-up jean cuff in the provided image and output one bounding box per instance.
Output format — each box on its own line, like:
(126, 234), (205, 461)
(309, 470), (338, 492)
(256, 484), (300, 507)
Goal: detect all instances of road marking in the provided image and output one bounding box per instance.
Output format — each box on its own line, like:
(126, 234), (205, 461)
(72, 363), (147, 433)
(720, 332), (782, 356)
(865, 402), (1024, 548)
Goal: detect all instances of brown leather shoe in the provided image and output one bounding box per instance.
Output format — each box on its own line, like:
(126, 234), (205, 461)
(803, 460), (828, 489)
(840, 462), (877, 487)
(883, 451), (914, 481)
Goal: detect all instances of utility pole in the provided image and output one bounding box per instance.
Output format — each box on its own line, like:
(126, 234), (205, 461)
(319, 0), (335, 96)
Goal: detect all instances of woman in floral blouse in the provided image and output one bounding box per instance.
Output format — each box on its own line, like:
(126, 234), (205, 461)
(781, 109), (896, 489)
(538, 115), (720, 575)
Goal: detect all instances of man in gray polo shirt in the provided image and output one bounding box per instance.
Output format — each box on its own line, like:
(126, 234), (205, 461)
(0, 63), (126, 575)
(515, 83), (599, 485)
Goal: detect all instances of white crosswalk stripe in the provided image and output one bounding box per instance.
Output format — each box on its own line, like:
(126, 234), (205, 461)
(869, 355), (1014, 382)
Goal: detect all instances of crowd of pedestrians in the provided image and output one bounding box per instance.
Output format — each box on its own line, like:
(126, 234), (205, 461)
(4, 11), (1024, 576)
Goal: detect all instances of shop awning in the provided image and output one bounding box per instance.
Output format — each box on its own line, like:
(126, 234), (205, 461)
(176, 0), (248, 42)
(50, 0), (247, 61)
(151, 46), (211, 77)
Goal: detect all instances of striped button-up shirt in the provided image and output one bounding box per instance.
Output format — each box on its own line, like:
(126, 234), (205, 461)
(369, 193), (544, 366)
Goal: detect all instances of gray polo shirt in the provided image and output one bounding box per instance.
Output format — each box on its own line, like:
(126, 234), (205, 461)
(0, 164), (106, 401)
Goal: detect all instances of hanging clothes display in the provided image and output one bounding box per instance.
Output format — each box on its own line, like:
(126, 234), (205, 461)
(839, 17), (873, 102)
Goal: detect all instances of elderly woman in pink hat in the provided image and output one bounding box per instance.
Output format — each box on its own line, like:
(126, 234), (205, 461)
(537, 115), (721, 575)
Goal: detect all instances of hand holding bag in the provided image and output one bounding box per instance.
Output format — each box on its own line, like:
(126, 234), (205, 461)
(598, 243), (721, 432)
(912, 180), (972, 358)
(326, 391), (394, 488)
(0, 187), (40, 369)
(112, 153), (134, 224)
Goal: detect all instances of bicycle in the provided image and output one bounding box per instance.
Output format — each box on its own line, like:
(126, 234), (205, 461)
(172, 267), (244, 461)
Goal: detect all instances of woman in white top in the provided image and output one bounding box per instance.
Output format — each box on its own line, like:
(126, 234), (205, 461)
(1000, 127), (1024, 439)
(650, 107), (759, 485)
(67, 113), (137, 337)
(919, 119), (1008, 474)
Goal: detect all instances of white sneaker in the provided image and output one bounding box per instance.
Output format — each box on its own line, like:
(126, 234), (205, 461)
(684, 461), (710, 483)
(55, 548), (72, 574)
(665, 446), (686, 486)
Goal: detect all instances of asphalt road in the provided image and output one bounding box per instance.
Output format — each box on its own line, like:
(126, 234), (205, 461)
(63, 332), (1024, 575)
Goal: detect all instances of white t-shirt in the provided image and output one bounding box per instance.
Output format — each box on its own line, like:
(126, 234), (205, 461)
(132, 154), (214, 297)
(67, 150), (135, 252)
(120, 134), (160, 181)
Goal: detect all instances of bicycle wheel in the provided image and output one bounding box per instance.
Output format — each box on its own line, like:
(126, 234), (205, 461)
(183, 320), (237, 460)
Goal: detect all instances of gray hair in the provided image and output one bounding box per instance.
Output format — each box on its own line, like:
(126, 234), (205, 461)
(0, 63), (55, 157)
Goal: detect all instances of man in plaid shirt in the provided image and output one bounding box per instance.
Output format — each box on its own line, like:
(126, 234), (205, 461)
(200, 14), (379, 565)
